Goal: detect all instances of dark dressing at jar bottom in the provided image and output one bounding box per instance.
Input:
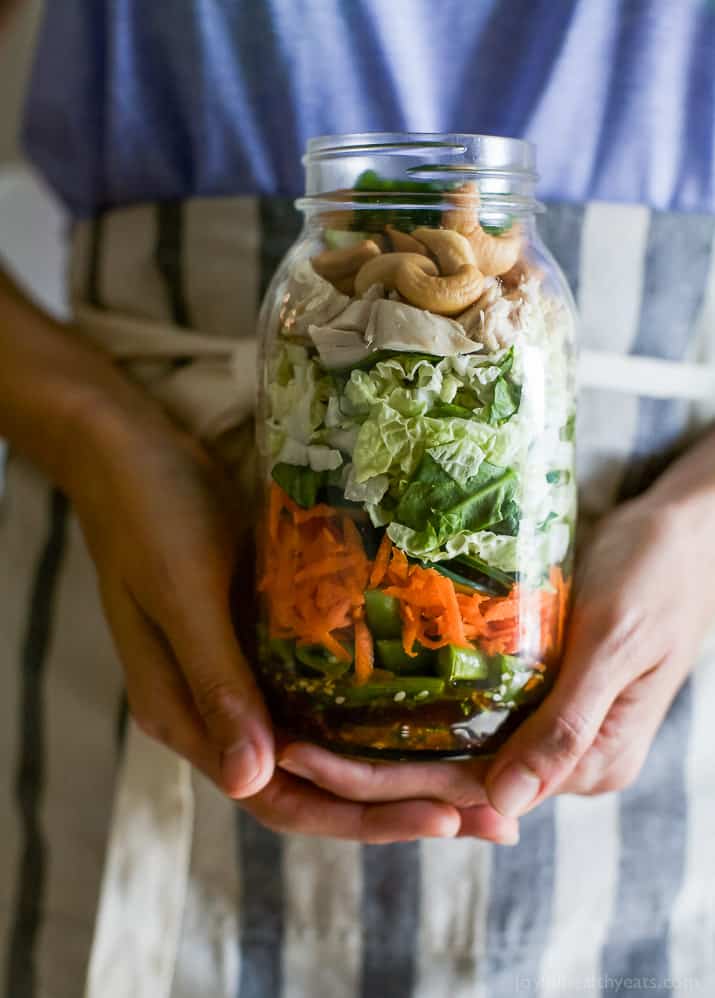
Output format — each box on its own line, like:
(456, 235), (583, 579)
(255, 661), (542, 759)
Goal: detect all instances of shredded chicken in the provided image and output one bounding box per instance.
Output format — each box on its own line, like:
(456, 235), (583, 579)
(280, 261), (350, 338)
(308, 324), (371, 369)
(366, 299), (483, 356)
(456, 277), (517, 352)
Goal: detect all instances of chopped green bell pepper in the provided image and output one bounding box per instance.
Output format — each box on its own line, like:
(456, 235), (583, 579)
(437, 644), (490, 682)
(364, 589), (403, 639)
(295, 644), (352, 679)
(375, 639), (436, 674)
(335, 676), (445, 705)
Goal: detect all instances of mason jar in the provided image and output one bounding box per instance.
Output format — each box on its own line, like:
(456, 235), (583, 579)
(254, 132), (577, 759)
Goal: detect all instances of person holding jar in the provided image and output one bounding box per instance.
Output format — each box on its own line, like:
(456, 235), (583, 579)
(1, 2), (714, 997)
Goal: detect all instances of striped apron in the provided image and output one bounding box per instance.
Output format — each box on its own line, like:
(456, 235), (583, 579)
(1, 198), (715, 998)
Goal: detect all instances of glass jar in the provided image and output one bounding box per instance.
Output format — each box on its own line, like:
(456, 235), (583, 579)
(254, 133), (577, 759)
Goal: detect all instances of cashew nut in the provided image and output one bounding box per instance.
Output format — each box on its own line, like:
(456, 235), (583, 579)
(466, 223), (522, 277)
(311, 239), (382, 283)
(354, 252), (437, 297)
(317, 188), (357, 231)
(396, 261), (485, 316)
(385, 225), (430, 256)
(332, 275), (357, 295)
(499, 257), (542, 291)
(411, 227), (476, 275)
(442, 180), (481, 235)
(441, 181), (522, 277)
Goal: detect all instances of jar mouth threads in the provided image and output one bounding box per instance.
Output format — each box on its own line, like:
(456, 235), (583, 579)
(304, 131), (537, 174)
(296, 191), (543, 219)
(301, 132), (541, 217)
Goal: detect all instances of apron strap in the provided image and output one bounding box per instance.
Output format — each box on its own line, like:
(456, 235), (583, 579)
(579, 348), (715, 401)
(74, 304), (256, 442)
(76, 302), (715, 405)
(84, 723), (194, 998)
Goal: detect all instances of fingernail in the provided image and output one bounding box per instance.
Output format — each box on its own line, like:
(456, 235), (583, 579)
(489, 763), (541, 817)
(431, 811), (461, 838)
(497, 829), (521, 847)
(222, 740), (260, 792)
(278, 757), (312, 781)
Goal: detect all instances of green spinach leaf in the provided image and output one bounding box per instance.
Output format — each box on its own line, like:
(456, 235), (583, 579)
(434, 467), (517, 537)
(352, 169), (455, 232)
(426, 401), (475, 420)
(271, 463), (325, 508)
(481, 349), (522, 426)
(546, 469), (571, 485)
(394, 454), (517, 544)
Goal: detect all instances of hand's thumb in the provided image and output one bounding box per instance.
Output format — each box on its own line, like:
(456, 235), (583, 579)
(171, 606), (274, 799)
(485, 701), (595, 817)
(192, 665), (274, 799)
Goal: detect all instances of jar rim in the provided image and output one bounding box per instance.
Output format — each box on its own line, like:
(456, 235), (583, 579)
(304, 131), (537, 176)
(300, 131), (541, 215)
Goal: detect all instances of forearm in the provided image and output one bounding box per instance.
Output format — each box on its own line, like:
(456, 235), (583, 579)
(0, 0), (22, 31)
(0, 266), (171, 495)
(645, 427), (715, 528)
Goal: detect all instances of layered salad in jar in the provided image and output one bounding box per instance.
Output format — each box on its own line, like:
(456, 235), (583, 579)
(256, 175), (576, 756)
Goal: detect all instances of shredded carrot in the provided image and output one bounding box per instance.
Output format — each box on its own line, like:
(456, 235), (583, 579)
(354, 616), (374, 684)
(268, 482), (283, 544)
(317, 631), (353, 662)
(342, 515), (365, 557)
(295, 554), (358, 582)
(551, 566), (572, 656)
(481, 598), (519, 623)
(389, 547), (410, 583)
(292, 503), (338, 524)
(261, 486), (369, 657)
(439, 573), (468, 647)
(261, 482), (571, 672)
(369, 533), (393, 588)
(322, 599), (353, 632)
(402, 604), (419, 657)
(383, 552), (472, 651)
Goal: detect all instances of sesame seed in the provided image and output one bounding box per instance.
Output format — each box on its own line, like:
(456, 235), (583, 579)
(335, 696), (346, 705)
(393, 691), (407, 702)
(417, 690), (430, 699)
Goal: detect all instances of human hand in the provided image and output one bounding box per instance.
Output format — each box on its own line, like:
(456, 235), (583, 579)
(480, 488), (715, 814)
(70, 401), (471, 842)
(277, 484), (715, 835)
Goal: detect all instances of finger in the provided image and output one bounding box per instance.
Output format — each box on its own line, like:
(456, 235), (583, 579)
(278, 743), (490, 807)
(155, 565), (275, 799)
(484, 600), (650, 817)
(457, 805), (520, 845)
(557, 653), (687, 796)
(103, 582), (223, 785)
(246, 769), (461, 843)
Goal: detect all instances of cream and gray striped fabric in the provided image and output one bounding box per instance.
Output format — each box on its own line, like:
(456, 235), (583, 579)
(1, 197), (715, 998)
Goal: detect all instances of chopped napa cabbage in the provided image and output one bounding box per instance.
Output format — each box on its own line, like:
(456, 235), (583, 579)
(268, 345), (327, 444)
(343, 465), (390, 504)
(267, 345), (341, 470)
(307, 446), (343, 472)
(275, 438), (309, 466)
(425, 423), (494, 488)
(352, 402), (427, 483)
(386, 523), (520, 571)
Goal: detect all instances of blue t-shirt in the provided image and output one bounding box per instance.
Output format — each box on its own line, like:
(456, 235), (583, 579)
(23, 0), (715, 218)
